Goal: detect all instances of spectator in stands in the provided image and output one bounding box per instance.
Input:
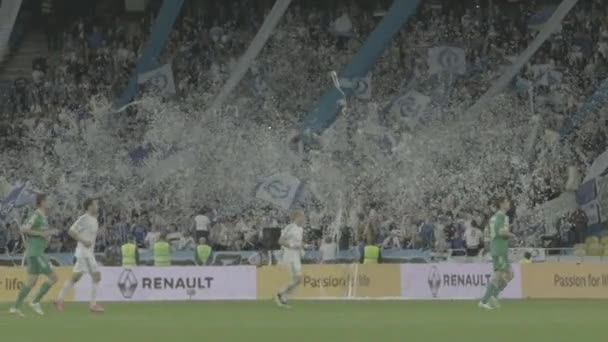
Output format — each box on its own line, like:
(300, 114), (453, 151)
(131, 216), (148, 248)
(144, 225), (161, 249)
(464, 220), (483, 257)
(382, 229), (402, 250)
(167, 223), (184, 250)
(319, 236), (338, 263)
(112, 214), (131, 246)
(194, 208), (211, 241)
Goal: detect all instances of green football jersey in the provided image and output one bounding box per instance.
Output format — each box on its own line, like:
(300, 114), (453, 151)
(23, 209), (49, 257)
(489, 211), (509, 257)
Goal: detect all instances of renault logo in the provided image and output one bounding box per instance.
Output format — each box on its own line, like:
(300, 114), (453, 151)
(117, 269), (138, 299)
(428, 266), (441, 298)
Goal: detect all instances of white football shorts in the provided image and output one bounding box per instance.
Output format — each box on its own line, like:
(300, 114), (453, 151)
(282, 257), (302, 277)
(73, 256), (100, 274)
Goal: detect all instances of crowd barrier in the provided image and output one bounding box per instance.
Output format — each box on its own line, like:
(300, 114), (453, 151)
(2, 263), (608, 302)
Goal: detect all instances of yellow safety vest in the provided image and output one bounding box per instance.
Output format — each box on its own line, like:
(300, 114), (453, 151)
(520, 258), (532, 264)
(153, 241), (171, 266)
(121, 243), (137, 267)
(196, 244), (212, 265)
(363, 245), (380, 264)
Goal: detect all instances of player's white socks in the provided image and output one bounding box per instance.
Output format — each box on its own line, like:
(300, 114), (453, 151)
(91, 282), (99, 306)
(57, 280), (75, 301)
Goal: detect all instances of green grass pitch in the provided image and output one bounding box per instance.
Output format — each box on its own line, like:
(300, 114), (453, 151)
(0, 300), (604, 342)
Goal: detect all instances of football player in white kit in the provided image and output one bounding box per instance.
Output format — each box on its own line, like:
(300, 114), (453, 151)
(55, 198), (105, 313)
(275, 209), (306, 308)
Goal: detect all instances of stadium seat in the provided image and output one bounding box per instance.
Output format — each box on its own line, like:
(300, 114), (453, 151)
(586, 242), (603, 256)
(573, 244), (586, 256)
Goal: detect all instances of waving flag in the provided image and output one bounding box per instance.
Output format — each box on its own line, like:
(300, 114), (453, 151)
(428, 46), (466, 75)
(255, 173), (301, 210)
(339, 74), (372, 100)
(137, 63), (176, 97)
(528, 6), (557, 31)
(390, 90), (430, 119)
(0, 181), (30, 218)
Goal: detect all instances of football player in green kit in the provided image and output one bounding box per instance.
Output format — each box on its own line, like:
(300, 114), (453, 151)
(479, 197), (515, 310)
(9, 194), (59, 317)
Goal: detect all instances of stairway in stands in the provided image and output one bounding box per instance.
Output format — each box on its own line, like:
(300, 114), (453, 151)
(0, 30), (47, 81)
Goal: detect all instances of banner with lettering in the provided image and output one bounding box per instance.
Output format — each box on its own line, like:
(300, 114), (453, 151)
(73, 266), (256, 302)
(400, 263), (522, 300)
(257, 264), (401, 299)
(522, 263), (608, 299)
(0, 267), (74, 302)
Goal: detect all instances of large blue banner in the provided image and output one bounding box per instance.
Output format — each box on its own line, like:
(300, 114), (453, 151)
(300, 0), (421, 135)
(115, 0), (185, 107)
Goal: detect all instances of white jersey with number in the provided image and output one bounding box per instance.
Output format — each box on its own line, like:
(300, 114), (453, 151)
(280, 223), (303, 274)
(70, 213), (99, 258)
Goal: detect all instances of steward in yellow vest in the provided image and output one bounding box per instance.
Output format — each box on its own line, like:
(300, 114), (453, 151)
(360, 237), (382, 264)
(153, 232), (171, 266)
(121, 240), (138, 267)
(520, 251), (532, 264)
(195, 237), (213, 266)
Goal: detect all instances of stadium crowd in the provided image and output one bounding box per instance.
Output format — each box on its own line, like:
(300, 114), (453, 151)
(1, 0), (607, 257)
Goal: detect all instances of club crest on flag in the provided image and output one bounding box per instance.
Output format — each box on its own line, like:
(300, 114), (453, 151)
(428, 46), (466, 75)
(391, 90), (431, 119)
(339, 74), (372, 100)
(137, 63), (177, 97)
(255, 173), (301, 210)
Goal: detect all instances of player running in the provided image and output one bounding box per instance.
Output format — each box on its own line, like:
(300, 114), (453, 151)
(275, 209), (306, 309)
(10, 194), (60, 317)
(55, 198), (105, 313)
(479, 197), (515, 310)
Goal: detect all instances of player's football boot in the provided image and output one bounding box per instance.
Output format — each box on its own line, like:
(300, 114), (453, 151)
(478, 301), (494, 310)
(54, 300), (65, 312)
(275, 294), (291, 309)
(29, 302), (44, 315)
(9, 307), (25, 318)
(489, 296), (501, 309)
(90, 304), (105, 313)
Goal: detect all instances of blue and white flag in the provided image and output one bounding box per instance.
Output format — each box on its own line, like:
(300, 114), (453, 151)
(0, 181), (31, 218)
(528, 6), (557, 31)
(390, 90), (430, 118)
(530, 64), (562, 86)
(581, 199), (601, 225)
(255, 173), (301, 210)
(428, 46), (466, 75)
(596, 175), (608, 223)
(339, 74), (372, 100)
(137, 63), (176, 97)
